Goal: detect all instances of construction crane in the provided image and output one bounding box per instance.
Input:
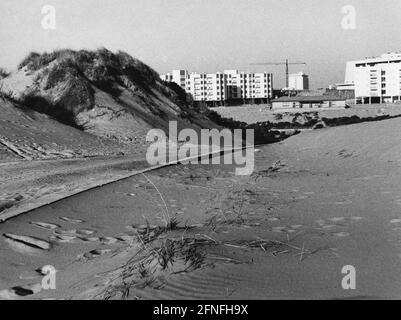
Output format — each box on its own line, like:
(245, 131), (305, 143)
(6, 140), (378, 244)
(250, 59), (307, 88)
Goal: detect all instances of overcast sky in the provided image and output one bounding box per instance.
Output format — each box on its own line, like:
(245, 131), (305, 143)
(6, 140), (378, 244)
(1, 0), (400, 88)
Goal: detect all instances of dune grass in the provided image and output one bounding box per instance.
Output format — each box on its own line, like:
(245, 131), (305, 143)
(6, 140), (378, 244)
(0, 67), (10, 79)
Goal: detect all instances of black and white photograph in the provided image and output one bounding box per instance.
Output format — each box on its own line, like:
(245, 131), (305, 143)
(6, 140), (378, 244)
(0, 0), (401, 304)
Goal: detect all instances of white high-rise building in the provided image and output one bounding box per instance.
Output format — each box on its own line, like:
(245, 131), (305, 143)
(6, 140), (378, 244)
(288, 72), (309, 91)
(345, 52), (401, 104)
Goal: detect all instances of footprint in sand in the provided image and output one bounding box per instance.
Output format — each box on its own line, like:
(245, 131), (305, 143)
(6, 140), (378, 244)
(116, 234), (136, 243)
(30, 221), (60, 230)
(54, 230), (98, 243)
(78, 248), (113, 261)
(89, 248), (112, 256)
(100, 237), (119, 245)
(59, 217), (84, 224)
(52, 234), (77, 243)
(54, 229), (78, 236)
(351, 216), (363, 221)
(80, 236), (100, 242)
(330, 217), (346, 222)
(76, 229), (96, 236)
(190, 223), (203, 228)
(333, 232), (350, 238)
(0, 283), (42, 299)
(390, 219), (401, 224)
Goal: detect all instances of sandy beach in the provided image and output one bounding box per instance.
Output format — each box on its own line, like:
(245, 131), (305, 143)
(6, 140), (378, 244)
(2, 117), (401, 299)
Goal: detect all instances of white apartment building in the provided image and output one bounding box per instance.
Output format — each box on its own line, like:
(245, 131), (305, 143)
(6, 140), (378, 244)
(205, 72), (226, 101)
(252, 72), (273, 99)
(187, 73), (206, 101)
(160, 69), (188, 90)
(186, 72), (227, 102)
(225, 70), (273, 100)
(345, 52), (401, 104)
(225, 70), (243, 99)
(161, 69), (273, 103)
(160, 73), (173, 83)
(288, 72), (309, 91)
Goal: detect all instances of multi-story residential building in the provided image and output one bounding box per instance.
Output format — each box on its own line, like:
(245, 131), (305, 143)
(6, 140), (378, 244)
(224, 70), (243, 99)
(288, 72), (309, 91)
(205, 72), (226, 101)
(252, 72), (273, 99)
(160, 69), (188, 90)
(160, 72), (173, 83)
(187, 72), (227, 102)
(161, 69), (273, 104)
(231, 71), (273, 100)
(187, 73), (206, 101)
(345, 52), (401, 104)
